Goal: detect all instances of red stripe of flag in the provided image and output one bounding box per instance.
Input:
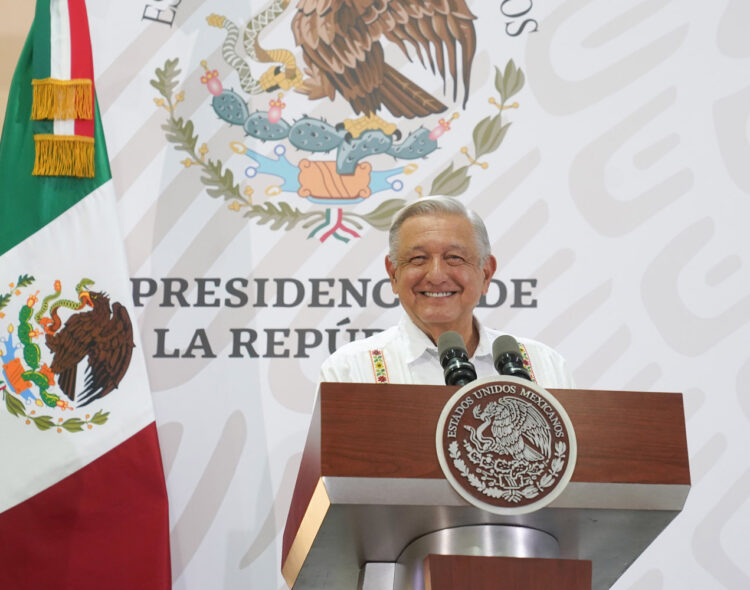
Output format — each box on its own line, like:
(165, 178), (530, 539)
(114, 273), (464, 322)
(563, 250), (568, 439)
(0, 424), (172, 589)
(68, 0), (94, 137)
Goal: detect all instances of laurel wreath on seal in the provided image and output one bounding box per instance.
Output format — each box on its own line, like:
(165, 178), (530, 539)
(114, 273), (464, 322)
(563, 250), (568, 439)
(448, 439), (567, 503)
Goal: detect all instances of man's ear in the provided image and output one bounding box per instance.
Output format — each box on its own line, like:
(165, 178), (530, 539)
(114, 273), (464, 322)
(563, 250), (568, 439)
(481, 255), (498, 294)
(385, 255), (398, 293)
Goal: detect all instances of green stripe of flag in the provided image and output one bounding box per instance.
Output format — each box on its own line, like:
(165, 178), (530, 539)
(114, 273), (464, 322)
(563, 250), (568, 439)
(31, 0), (52, 139)
(32, 0), (51, 82)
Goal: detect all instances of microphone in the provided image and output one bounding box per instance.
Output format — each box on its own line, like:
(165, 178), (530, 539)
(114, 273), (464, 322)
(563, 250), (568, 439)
(438, 331), (477, 386)
(492, 335), (532, 381)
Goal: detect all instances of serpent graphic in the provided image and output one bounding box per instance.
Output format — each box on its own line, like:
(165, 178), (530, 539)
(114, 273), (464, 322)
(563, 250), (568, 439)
(207, 0), (302, 96)
(35, 278), (94, 334)
(34, 280), (62, 324)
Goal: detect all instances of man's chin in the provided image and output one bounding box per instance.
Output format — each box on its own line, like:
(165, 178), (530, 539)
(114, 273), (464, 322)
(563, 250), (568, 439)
(413, 312), (466, 333)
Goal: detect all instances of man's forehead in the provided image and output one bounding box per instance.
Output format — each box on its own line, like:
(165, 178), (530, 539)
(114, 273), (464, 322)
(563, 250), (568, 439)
(398, 214), (477, 252)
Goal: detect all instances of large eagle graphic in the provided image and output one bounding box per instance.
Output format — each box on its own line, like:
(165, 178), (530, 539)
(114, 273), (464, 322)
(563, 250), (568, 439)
(45, 291), (135, 407)
(291, 0), (477, 118)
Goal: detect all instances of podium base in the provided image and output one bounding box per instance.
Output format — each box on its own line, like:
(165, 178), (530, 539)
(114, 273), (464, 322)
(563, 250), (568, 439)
(360, 525), (561, 590)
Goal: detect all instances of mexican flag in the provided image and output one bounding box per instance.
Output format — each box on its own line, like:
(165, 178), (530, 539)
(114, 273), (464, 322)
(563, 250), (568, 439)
(0, 1), (170, 588)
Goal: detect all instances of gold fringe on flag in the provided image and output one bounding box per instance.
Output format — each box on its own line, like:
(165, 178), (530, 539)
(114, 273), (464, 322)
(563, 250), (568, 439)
(31, 78), (93, 120)
(33, 134), (95, 177)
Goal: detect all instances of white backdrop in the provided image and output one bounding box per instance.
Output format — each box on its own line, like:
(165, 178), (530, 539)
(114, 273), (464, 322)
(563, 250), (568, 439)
(83, 0), (750, 587)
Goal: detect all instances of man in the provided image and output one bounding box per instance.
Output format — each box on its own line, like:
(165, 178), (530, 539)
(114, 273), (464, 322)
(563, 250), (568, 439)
(320, 197), (574, 388)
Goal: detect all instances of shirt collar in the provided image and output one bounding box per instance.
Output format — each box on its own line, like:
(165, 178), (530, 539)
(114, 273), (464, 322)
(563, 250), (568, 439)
(399, 314), (495, 363)
(473, 321), (495, 360)
(399, 315), (436, 364)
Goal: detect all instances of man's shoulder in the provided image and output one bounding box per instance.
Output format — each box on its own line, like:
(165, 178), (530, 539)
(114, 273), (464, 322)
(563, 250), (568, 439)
(319, 324), (404, 383)
(516, 335), (564, 358)
(326, 324), (401, 359)
(515, 336), (574, 388)
(480, 324), (561, 358)
(477, 322), (574, 388)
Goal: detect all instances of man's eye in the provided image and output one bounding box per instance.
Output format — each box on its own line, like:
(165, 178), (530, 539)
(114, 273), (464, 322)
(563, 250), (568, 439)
(445, 255), (465, 265)
(409, 256), (427, 265)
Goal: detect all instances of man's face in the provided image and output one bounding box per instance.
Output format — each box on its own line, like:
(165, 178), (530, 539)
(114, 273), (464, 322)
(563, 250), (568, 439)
(385, 213), (496, 341)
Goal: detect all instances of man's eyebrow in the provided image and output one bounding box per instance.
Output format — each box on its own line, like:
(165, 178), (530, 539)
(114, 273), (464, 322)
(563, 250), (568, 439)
(400, 246), (426, 256)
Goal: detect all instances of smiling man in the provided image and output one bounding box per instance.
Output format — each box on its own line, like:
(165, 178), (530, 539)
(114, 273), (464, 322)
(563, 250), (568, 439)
(319, 197), (574, 388)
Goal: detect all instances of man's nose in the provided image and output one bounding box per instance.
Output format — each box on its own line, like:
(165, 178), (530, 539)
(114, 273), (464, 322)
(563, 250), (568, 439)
(425, 256), (449, 280)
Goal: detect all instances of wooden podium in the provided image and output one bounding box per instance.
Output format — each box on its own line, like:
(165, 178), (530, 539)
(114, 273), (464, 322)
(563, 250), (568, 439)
(282, 383), (690, 589)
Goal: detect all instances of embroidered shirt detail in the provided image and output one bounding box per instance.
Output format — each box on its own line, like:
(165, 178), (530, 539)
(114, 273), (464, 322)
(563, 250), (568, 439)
(369, 349), (389, 383)
(518, 343), (537, 383)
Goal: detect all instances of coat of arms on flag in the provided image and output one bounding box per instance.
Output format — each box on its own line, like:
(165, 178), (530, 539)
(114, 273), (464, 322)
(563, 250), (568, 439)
(1, 274), (136, 432)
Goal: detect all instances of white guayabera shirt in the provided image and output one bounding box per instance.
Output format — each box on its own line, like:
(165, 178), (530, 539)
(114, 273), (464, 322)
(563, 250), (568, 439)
(319, 315), (575, 389)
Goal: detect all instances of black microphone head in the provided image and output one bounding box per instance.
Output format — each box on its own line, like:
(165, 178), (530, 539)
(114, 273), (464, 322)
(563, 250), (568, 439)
(438, 331), (477, 386)
(492, 335), (521, 361)
(492, 334), (532, 381)
(438, 331), (468, 364)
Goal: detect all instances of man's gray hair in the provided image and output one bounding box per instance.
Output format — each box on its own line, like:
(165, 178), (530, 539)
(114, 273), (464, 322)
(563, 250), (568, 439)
(387, 196), (492, 265)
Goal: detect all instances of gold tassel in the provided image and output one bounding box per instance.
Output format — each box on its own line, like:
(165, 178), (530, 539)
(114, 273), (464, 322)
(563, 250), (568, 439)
(33, 134), (95, 178)
(31, 78), (93, 120)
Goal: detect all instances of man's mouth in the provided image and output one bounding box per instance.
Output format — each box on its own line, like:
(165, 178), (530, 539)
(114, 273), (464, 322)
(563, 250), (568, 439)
(421, 291), (455, 298)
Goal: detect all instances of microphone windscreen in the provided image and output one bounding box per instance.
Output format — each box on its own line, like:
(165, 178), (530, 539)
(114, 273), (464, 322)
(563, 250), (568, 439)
(438, 331), (467, 363)
(492, 334), (522, 361)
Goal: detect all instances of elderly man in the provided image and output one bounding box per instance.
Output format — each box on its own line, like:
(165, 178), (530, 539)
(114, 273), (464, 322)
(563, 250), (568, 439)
(320, 197), (574, 388)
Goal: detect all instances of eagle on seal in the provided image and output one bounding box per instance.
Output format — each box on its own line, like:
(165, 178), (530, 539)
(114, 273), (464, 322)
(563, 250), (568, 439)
(291, 0), (477, 120)
(471, 398), (552, 462)
(45, 291), (135, 407)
